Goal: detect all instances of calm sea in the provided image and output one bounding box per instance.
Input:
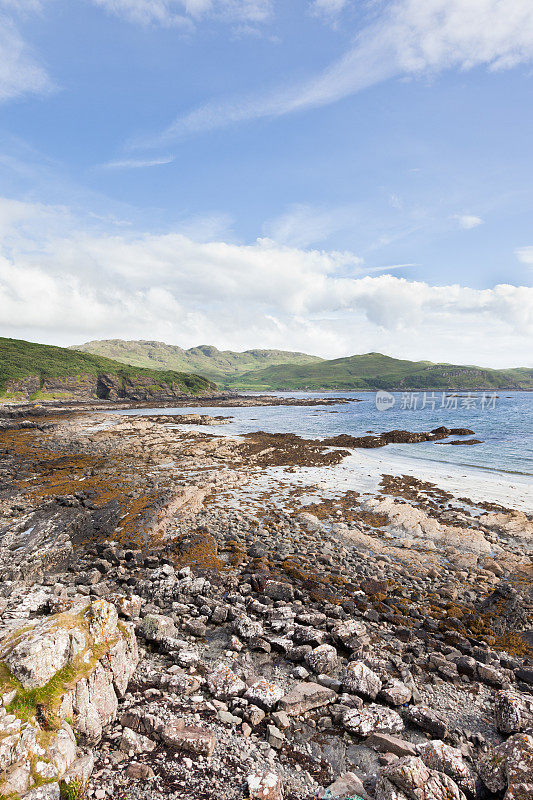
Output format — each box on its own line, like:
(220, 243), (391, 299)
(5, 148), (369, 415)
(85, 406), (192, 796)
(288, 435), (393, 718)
(116, 390), (533, 480)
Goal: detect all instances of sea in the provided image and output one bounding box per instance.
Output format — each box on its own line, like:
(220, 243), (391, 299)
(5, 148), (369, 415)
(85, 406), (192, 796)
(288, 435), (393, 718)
(113, 390), (533, 512)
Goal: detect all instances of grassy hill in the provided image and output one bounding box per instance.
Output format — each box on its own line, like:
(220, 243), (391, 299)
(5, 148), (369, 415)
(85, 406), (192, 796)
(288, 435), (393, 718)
(71, 339), (322, 384)
(0, 337), (214, 400)
(226, 352), (533, 391)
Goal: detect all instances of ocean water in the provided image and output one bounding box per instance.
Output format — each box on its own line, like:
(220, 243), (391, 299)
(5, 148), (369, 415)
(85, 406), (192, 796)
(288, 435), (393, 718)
(115, 390), (533, 481)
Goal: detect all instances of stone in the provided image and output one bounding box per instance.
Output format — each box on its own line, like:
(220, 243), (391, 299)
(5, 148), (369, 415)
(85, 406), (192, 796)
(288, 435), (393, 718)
(120, 726), (156, 754)
(331, 620), (369, 651)
(141, 613), (176, 641)
(245, 678), (285, 710)
(478, 733), (533, 800)
(377, 755), (467, 800)
(305, 644), (338, 674)
(126, 762), (155, 780)
(418, 741), (476, 796)
(320, 772), (367, 799)
(62, 752), (95, 788)
(367, 733), (417, 757)
(342, 704), (404, 737)
(263, 580), (294, 601)
(278, 682), (336, 716)
(24, 785), (61, 800)
(379, 679), (412, 706)
(495, 689), (533, 734)
(207, 662), (246, 700)
(404, 706), (448, 739)
(234, 615), (264, 640)
(343, 662), (382, 699)
(161, 723), (216, 757)
(267, 724), (285, 749)
(247, 771), (284, 800)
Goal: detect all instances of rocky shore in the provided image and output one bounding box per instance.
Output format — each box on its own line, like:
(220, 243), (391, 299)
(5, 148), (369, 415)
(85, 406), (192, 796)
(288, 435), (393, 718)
(0, 402), (531, 800)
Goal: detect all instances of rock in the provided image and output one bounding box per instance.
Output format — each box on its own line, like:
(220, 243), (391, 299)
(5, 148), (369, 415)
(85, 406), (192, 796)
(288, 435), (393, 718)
(478, 732), (533, 800)
(495, 689), (533, 734)
(267, 724), (285, 749)
(161, 723), (216, 757)
(376, 755), (467, 800)
(120, 726), (156, 754)
(297, 512), (321, 531)
(24, 785), (61, 800)
(207, 662), (246, 700)
(331, 619), (369, 651)
(247, 771), (284, 800)
(405, 706), (448, 739)
(62, 752), (95, 788)
(263, 580), (294, 601)
(141, 613), (176, 641)
(320, 772), (367, 799)
(126, 763), (155, 780)
(343, 661), (382, 699)
(343, 704), (404, 737)
(244, 678), (285, 710)
(418, 741), (476, 796)
(278, 682), (336, 716)
(367, 733), (417, 757)
(234, 615), (264, 640)
(305, 644), (338, 674)
(379, 679), (412, 706)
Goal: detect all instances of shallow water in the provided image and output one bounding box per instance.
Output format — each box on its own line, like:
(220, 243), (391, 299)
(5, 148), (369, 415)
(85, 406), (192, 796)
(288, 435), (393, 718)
(114, 390), (533, 479)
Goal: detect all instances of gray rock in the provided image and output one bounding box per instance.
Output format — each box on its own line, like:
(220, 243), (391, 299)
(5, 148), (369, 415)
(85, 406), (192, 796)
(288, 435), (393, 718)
(343, 661), (382, 699)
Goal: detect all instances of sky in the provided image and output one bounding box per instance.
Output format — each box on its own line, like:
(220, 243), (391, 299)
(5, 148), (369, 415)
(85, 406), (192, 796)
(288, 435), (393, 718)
(0, 0), (532, 367)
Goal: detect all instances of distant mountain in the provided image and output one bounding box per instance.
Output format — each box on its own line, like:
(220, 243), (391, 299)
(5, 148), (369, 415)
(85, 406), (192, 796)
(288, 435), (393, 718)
(71, 340), (322, 383)
(226, 352), (533, 391)
(0, 337), (213, 401)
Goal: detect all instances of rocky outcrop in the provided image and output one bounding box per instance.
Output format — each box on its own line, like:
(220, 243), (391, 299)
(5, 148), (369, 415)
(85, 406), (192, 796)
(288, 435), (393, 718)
(0, 599), (138, 796)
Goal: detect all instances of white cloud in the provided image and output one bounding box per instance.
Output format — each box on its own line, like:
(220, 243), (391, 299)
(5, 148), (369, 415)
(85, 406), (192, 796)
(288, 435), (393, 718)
(139, 0), (533, 145)
(101, 156), (175, 169)
(0, 15), (52, 102)
(310, 0), (348, 19)
(516, 246), (533, 266)
(91, 0), (271, 26)
(264, 203), (360, 248)
(0, 196), (532, 366)
(456, 214), (484, 229)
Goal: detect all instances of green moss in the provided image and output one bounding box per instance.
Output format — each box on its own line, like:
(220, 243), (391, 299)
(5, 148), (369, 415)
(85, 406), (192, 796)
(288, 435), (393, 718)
(60, 779), (88, 800)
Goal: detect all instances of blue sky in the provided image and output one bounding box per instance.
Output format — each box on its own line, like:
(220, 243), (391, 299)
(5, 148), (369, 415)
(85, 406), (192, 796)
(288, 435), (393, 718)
(0, 0), (532, 365)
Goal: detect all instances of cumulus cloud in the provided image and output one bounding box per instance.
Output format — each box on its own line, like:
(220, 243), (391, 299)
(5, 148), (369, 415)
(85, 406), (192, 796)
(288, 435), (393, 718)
(139, 0), (533, 145)
(0, 196), (532, 366)
(456, 214), (484, 229)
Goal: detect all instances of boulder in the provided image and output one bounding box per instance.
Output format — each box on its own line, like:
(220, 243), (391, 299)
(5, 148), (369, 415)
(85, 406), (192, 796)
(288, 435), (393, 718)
(404, 706), (448, 739)
(161, 723), (216, 757)
(376, 755), (466, 800)
(495, 689), (533, 734)
(206, 662), (246, 700)
(418, 741), (476, 796)
(343, 704), (404, 737)
(478, 732), (533, 800)
(343, 661), (382, 699)
(305, 644), (338, 674)
(247, 771), (284, 800)
(379, 679), (412, 706)
(244, 678), (285, 710)
(320, 772), (368, 799)
(278, 682), (336, 716)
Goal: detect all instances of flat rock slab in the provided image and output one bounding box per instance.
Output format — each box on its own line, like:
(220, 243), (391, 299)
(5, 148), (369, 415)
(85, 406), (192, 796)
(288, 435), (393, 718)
(161, 724), (216, 758)
(278, 682), (336, 716)
(367, 733), (417, 757)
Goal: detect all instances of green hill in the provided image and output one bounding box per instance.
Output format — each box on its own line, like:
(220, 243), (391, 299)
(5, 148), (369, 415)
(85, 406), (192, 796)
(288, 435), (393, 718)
(0, 337), (214, 401)
(226, 352), (533, 391)
(71, 339), (322, 383)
